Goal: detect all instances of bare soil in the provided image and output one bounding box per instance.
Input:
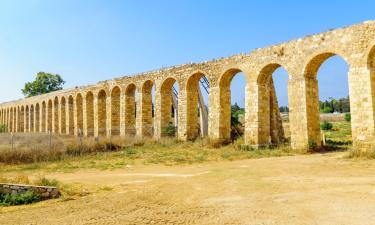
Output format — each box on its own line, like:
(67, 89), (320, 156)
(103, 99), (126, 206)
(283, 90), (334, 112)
(1, 152), (375, 225)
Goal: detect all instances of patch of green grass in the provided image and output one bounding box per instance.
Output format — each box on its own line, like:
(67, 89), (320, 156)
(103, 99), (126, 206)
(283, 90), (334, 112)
(0, 191), (40, 206)
(322, 121), (352, 148)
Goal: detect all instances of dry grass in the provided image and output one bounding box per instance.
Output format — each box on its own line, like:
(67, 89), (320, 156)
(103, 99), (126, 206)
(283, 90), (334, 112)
(0, 133), (295, 174)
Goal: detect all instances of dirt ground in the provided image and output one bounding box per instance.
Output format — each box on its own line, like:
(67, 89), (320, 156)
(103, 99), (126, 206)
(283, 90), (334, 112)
(1, 152), (375, 225)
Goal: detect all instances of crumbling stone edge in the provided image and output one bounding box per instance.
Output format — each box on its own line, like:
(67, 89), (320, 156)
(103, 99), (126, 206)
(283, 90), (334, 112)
(0, 183), (61, 199)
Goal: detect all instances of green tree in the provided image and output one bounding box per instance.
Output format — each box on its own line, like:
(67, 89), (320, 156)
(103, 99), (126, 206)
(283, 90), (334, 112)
(22, 72), (65, 97)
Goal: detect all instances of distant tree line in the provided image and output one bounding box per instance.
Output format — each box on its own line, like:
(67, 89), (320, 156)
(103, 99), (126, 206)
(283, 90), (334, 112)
(277, 96), (350, 114)
(319, 96), (350, 113)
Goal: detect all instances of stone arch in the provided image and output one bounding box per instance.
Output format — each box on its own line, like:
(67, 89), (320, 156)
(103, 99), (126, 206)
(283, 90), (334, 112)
(217, 68), (248, 141)
(53, 97), (59, 133)
(185, 72), (210, 139)
(257, 63), (290, 145)
(47, 100), (53, 132)
(368, 44), (375, 132)
(76, 93), (84, 135)
(19, 105), (25, 132)
(125, 83), (136, 136)
(303, 52), (351, 147)
(85, 91), (94, 136)
(25, 105), (30, 132)
(9, 107), (13, 132)
(97, 89), (107, 136)
(13, 107), (17, 132)
(139, 80), (154, 137)
(30, 104), (34, 132)
(67, 95), (74, 135)
(60, 97), (66, 134)
(159, 77), (179, 137)
(367, 43), (375, 69)
(35, 103), (40, 132)
(110, 86), (121, 136)
(41, 101), (46, 132)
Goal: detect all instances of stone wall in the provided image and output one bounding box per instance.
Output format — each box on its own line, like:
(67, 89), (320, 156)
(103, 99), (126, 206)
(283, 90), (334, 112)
(0, 183), (60, 198)
(1, 20), (375, 153)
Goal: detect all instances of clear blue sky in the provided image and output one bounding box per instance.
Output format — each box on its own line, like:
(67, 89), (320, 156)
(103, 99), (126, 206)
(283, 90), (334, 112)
(0, 0), (373, 106)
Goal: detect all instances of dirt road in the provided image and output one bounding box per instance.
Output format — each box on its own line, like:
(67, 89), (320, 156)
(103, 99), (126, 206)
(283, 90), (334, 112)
(1, 152), (375, 225)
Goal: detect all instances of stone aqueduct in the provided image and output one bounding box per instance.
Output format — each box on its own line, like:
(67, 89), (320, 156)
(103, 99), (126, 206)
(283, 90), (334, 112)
(1, 21), (375, 152)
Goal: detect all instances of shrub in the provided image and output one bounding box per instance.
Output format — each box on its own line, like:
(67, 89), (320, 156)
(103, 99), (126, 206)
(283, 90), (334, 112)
(34, 177), (59, 187)
(0, 191), (40, 206)
(321, 106), (333, 114)
(0, 124), (6, 133)
(344, 113), (351, 122)
(162, 123), (176, 137)
(321, 121), (333, 131)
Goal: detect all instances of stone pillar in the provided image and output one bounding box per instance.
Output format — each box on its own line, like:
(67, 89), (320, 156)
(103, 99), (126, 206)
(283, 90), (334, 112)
(153, 86), (162, 139)
(33, 106), (37, 132)
(136, 84), (153, 138)
(177, 87), (189, 140)
(125, 87), (136, 137)
(106, 95), (112, 137)
(65, 100), (70, 134)
(23, 108), (27, 133)
(57, 102), (62, 134)
(348, 66), (375, 153)
(244, 80), (271, 147)
(288, 77), (317, 150)
(208, 85), (221, 141)
(82, 97), (88, 137)
(120, 92), (126, 137)
(73, 98), (79, 136)
(93, 94), (99, 137)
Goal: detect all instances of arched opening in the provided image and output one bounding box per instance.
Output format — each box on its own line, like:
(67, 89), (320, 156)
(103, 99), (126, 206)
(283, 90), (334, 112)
(368, 45), (375, 129)
(19, 106), (25, 132)
(76, 93), (84, 135)
(125, 83), (136, 136)
(97, 90), (107, 136)
(110, 86), (121, 136)
(25, 105), (30, 132)
(35, 103), (40, 132)
(219, 69), (247, 142)
(53, 97), (59, 133)
(257, 64), (290, 145)
(85, 92), (94, 136)
(305, 53), (351, 149)
(41, 101), (46, 132)
(186, 72), (210, 140)
(140, 80), (155, 137)
(9, 108), (13, 132)
(30, 105), (34, 132)
(68, 96), (74, 135)
(61, 97), (66, 134)
(160, 77), (179, 137)
(47, 100), (53, 132)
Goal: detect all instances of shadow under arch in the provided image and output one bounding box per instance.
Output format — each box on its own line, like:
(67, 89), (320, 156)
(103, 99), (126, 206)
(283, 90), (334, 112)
(76, 93), (84, 135)
(67, 96), (74, 135)
(125, 83), (137, 136)
(110, 86), (121, 136)
(140, 80), (155, 137)
(97, 89), (107, 136)
(217, 68), (248, 142)
(185, 72), (211, 140)
(60, 97), (66, 134)
(257, 63), (290, 146)
(159, 77), (179, 137)
(303, 52), (351, 149)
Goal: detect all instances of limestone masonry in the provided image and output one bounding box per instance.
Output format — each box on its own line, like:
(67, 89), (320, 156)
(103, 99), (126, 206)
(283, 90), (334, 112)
(0, 183), (60, 198)
(1, 21), (375, 153)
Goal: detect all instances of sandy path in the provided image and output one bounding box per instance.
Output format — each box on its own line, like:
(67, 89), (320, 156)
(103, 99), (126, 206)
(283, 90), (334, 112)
(1, 152), (375, 225)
